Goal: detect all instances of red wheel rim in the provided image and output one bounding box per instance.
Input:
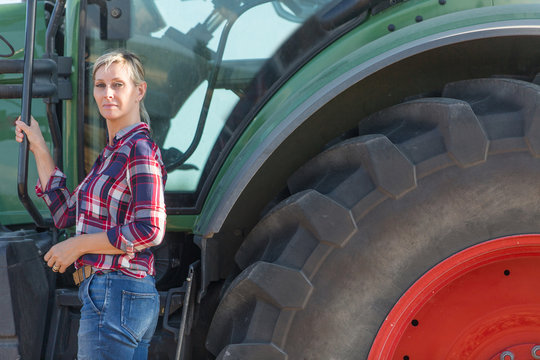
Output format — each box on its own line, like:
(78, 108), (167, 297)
(369, 235), (540, 359)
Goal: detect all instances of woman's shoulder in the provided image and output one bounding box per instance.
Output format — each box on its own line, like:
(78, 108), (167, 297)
(122, 131), (166, 178)
(120, 128), (155, 151)
(122, 132), (163, 166)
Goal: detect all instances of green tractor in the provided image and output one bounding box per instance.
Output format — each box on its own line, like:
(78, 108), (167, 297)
(1, 0), (540, 358)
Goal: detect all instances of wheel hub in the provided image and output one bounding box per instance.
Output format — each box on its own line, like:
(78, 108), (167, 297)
(369, 235), (540, 360)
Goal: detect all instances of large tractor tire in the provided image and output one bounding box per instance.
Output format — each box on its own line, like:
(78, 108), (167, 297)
(206, 78), (540, 359)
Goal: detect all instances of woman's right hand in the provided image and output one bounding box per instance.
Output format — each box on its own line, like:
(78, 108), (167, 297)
(14, 116), (56, 191)
(15, 116), (48, 155)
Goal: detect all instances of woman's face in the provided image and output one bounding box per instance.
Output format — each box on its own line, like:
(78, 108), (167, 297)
(93, 62), (146, 124)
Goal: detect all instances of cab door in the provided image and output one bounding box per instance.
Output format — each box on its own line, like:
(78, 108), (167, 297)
(0, 1), (70, 359)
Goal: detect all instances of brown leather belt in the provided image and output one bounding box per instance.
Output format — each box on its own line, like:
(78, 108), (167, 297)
(73, 265), (97, 286)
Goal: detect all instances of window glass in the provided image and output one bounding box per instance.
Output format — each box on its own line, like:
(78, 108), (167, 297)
(84, 0), (332, 209)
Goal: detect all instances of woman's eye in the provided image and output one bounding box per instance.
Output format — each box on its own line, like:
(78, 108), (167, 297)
(114, 82), (124, 88)
(95, 83), (105, 88)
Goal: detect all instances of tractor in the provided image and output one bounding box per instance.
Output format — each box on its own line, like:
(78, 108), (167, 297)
(1, 0), (540, 358)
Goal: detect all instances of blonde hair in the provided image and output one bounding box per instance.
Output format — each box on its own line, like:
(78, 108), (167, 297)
(92, 49), (150, 125)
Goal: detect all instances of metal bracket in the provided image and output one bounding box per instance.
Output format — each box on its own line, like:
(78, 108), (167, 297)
(43, 55), (73, 103)
(0, 58), (72, 100)
(88, 0), (131, 40)
(162, 261), (200, 360)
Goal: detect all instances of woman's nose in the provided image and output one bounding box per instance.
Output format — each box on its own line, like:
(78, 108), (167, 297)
(105, 86), (114, 98)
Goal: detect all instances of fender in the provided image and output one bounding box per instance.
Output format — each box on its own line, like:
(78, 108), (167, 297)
(195, 3), (540, 238)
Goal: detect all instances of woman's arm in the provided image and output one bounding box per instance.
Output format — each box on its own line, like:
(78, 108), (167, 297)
(15, 117), (55, 190)
(44, 232), (125, 273)
(107, 138), (166, 253)
(16, 116), (78, 228)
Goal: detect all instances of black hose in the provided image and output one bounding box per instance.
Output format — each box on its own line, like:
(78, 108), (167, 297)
(0, 34), (15, 58)
(165, 18), (236, 172)
(45, 0), (66, 171)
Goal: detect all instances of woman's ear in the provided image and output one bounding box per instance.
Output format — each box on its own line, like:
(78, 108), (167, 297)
(137, 81), (147, 101)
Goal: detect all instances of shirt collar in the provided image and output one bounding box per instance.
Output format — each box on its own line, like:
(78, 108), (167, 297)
(108, 122), (149, 147)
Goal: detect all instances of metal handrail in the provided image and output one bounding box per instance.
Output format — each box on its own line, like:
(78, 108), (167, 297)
(17, 0), (52, 228)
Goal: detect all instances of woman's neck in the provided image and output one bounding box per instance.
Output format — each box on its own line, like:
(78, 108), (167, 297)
(106, 117), (141, 145)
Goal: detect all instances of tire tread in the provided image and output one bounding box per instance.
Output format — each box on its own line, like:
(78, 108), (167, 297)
(207, 78), (540, 358)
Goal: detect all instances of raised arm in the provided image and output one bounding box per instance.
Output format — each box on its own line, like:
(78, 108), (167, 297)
(15, 116), (55, 190)
(16, 116), (77, 228)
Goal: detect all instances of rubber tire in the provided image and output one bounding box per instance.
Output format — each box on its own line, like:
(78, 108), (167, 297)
(206, 78), (540, 359)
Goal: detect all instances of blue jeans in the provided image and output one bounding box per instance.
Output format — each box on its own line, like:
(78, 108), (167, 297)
(77, 271), (159, 360)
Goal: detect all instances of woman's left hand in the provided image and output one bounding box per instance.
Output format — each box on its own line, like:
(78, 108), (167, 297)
(44, 237), (82, 273)
(44, 232), (124, 273)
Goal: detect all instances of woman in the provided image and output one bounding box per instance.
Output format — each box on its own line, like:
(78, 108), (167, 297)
(15, 49), (166, 359)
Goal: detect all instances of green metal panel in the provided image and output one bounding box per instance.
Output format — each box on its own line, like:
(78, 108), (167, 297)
(165, 214), (199, 232)
(495, 0), (540, 4)
(0, 2), (51, 226)
(194, 0), (540, 236)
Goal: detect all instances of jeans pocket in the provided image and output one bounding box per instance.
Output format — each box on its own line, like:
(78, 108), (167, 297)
(83, 274), (106, 314)
(121, 290), (158, 342)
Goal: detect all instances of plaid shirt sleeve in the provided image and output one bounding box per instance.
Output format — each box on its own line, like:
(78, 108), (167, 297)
(106, 138), (166, 254)
(35, 167), (77, 229)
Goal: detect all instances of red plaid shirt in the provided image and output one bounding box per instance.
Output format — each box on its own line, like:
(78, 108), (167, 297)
(36, 123), (167, 278)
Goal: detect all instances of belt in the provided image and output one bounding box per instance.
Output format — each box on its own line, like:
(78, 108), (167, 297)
(73, 265), (97, 286)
